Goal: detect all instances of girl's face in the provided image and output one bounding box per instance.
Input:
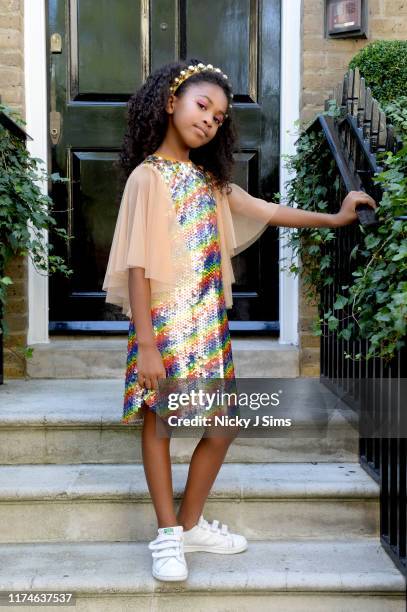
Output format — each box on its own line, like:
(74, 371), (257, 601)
(166, 81), (229, 149)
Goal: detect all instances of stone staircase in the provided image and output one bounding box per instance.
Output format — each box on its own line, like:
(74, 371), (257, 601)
(0, 373), (405, 610)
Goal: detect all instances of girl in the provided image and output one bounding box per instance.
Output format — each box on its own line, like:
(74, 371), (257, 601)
(102, 59), (376, 582)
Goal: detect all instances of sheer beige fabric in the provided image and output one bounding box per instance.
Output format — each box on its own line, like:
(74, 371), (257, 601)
(102, 163), (280, 318)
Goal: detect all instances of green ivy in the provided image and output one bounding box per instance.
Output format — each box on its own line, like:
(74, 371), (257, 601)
(281, 121), (339, 302)
(349, 40), (407, 105)
(282, 103), (407, 363)
(383, 96), (407, 140)
(341, 144), (407, 360)
(0, 103), (72, 362)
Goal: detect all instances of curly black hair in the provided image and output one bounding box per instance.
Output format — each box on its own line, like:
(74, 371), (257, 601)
(116, 58), (239, 200)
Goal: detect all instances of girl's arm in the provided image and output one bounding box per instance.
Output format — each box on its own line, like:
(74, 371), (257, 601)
(268, 190), (377, 228)
(128, 267), (166, 391)
(227, 183), (377, 229)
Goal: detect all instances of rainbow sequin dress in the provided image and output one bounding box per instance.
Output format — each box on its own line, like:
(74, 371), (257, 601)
(122, 154), (236, 424)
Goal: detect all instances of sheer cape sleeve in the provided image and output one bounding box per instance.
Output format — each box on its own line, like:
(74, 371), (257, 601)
(214, 182), (280, 310)
(102, 163), (188, 319)
(102, 165), (280, 317)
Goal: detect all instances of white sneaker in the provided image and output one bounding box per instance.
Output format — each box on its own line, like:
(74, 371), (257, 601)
(148, 525), (188, 581)
(183, 515), (248, 554)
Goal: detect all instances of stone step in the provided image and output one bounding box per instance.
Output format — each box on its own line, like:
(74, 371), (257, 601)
(0, 379), (358, 464)
(0, 539), (404, 611)
(25, 337), (300, 378)
(0, 463), (379, 543)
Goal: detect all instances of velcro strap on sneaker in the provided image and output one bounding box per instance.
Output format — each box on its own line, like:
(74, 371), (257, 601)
(148, 536), (182, 551)
(199, 517), (209, 529)
(151, 548), (180, 559)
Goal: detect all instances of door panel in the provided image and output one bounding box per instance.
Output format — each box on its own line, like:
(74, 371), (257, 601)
(185, 0), (257, 100)
(48, 0), (280, 332)
(75, 0), (142, 99)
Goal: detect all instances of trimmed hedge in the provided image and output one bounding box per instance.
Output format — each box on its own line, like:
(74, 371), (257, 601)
(349, 40), (407, 105)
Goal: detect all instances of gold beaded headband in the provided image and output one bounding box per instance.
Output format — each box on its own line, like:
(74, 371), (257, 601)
(169, 62), (233, 118)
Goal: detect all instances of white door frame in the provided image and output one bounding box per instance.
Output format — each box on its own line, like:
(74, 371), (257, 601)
(279, 0), (301, 344)
(25, 0), (49, 344)
(25, 0), (301, 345)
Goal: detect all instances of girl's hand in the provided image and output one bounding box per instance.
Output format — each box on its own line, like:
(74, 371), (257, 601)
(335, 190), (377, 226)
(137, 344), (166, 391)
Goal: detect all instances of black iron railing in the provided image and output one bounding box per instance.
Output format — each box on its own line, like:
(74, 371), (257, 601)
(308, 68), (406, 576)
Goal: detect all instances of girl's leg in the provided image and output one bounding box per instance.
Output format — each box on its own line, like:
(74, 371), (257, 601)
(141, 402), (178, 528)
(176, 428), (238, 530)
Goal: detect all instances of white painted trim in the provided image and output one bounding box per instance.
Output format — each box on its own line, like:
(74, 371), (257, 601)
(25, 0), (49, 344)
(278, 0), (301, 345)
(26, 0), (301, 345)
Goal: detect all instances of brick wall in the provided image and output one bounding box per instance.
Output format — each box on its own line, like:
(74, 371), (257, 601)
(0, 0), (27, 377)
(299, 0), (407, 375)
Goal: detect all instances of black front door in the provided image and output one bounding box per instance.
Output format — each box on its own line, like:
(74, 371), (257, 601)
(48, 0), (281, 333)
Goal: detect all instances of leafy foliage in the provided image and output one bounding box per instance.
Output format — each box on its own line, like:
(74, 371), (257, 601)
(383, 96), (407, 140)
(349, 40), (407, 105)
(283, 103), (407, 362)
(281, 124), (339, 301)
(0, 102), (72, 354)
(341, 144), (407, 360)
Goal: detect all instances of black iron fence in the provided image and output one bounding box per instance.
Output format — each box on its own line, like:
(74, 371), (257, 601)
(308, 68), (406, 576)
